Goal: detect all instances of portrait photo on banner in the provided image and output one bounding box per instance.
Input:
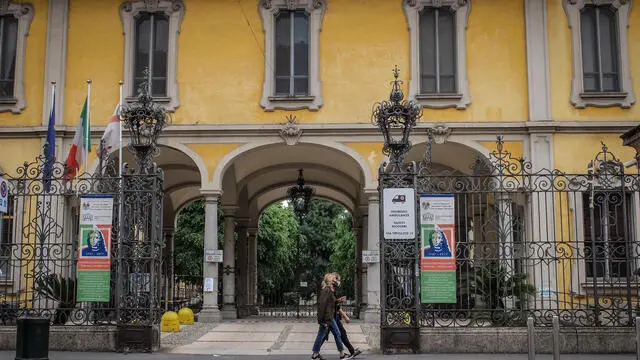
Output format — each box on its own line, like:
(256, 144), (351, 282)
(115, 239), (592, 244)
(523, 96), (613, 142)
(79, 224), (111, 258)
(422, 226), (455, 259)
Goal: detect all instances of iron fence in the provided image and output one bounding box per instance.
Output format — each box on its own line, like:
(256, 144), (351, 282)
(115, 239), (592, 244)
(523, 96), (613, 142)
(380, 137), (640, 343)
(169, 275), (203, 313)
(0, 152), (120, 325)
(0, 151), (164, 328)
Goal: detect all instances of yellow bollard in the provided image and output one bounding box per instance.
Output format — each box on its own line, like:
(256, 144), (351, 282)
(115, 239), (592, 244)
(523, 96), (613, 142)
(178, 307), (194, 325)
(161, 311), (180, 332)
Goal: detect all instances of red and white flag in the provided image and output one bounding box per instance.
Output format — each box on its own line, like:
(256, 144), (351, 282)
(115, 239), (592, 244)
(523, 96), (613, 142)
(100, 103), (121, 156)
(64, 98), (90, 180)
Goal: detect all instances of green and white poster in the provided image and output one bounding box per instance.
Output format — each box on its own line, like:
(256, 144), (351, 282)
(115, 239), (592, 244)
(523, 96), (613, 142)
(420, 194), (456, 303)
(77, 195), (113, 302)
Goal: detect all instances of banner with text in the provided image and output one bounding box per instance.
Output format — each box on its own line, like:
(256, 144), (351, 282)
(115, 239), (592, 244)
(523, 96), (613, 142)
(77, 195), (114, 302)
(420, 194), (456, 303)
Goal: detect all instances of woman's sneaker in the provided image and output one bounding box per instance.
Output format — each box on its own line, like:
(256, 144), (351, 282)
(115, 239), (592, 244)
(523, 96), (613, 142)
(339, 355), (350, 360)
(350, 348), (362, 358)
(311, 354), (325, 360)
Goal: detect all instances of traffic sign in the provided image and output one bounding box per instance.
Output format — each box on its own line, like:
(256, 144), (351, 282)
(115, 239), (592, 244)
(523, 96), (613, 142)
(0, 176), (7, 213)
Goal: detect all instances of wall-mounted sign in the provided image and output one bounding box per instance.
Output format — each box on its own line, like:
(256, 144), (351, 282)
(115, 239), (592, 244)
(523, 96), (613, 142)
(0, 176), (7, 213)
(205, 249), (223, 263)
(383, 188), (416, 239)
(362, 250), (380, 263)
(540, 288), (553, 298)
(204, 277), (215, 293)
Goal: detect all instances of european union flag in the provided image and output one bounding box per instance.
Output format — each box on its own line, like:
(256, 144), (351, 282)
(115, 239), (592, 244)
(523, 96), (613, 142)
(43, 87), (56, 193)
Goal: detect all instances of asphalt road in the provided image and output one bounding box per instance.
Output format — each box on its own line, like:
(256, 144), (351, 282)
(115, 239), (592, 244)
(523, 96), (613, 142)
(0, 352), (637, 360)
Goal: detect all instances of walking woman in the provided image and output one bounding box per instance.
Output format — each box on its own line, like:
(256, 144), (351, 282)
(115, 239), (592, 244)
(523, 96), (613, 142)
(311, 273), (348, 360)
(326, 273), (362, 358)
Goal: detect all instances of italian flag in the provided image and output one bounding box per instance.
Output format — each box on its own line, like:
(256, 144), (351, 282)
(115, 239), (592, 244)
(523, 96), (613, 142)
(64, 98), (90, 180)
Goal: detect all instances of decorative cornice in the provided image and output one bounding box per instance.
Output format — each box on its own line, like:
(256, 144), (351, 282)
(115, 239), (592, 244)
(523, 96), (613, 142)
(1, 121), (638, 139)
(405, 0), (468, 10)
(0, 0), (32, 16)
(567, 0), (629, 5)
(621, 124), (640, 156)
(261, 0), (324, 10)
(121, 0), (184, 14)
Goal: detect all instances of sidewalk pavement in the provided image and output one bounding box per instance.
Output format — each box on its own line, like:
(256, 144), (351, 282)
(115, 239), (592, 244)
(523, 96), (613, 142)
(0, 352), (636, 360)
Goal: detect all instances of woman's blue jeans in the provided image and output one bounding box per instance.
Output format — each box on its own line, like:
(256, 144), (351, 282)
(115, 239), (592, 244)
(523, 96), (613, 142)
(312, 318), (344, 353)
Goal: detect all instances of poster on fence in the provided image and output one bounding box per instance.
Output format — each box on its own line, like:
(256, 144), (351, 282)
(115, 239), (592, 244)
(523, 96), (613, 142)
(420, 194), (456, 303)
(77, 195), (113, 302)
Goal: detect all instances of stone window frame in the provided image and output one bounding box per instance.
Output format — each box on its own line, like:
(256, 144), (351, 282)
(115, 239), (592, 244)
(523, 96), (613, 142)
(563, 0), (635, 109)
(119, 0), (185, 112)
(403, 0), (471, 110)
(258, 0), (326, 112)
(0, 1), (33, 114)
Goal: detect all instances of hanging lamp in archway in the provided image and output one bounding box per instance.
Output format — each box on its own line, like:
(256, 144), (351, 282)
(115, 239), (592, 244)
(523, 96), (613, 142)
(287, 168), (314, 219)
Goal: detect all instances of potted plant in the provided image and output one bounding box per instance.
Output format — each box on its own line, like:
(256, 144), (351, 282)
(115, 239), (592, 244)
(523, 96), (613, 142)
(472, 262), (536, 326)
(35, 274), (77, 325)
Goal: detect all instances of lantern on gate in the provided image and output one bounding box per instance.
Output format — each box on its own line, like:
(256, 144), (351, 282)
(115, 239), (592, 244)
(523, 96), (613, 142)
(371, 66), (422, 168)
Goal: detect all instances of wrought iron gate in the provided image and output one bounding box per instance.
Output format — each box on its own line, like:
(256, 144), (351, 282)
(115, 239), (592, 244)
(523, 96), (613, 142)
(116, 162), (164, 350)
(0, 150), (164, 350)
(378, 153), (421, 352)
(379, 135), (640, 353)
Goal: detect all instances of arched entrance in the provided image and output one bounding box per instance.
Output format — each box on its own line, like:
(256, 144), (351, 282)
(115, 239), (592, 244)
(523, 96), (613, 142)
(252, 198), (357, 318)
(96, 144), (204, 313)
(214, 141), (370, 320)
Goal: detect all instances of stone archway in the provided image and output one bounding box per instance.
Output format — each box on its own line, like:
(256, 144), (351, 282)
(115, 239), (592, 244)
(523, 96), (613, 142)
(210, 141), (374, 320)
(91, 144), (205, 312)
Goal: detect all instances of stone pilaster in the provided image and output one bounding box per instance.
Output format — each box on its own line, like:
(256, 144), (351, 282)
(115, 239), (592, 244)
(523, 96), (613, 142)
(364, 192), (380, 324)
(236, 218), (249, 317)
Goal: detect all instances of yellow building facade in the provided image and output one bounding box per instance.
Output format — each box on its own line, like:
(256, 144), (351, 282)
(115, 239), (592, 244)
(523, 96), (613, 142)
(0, 0), (639, 349)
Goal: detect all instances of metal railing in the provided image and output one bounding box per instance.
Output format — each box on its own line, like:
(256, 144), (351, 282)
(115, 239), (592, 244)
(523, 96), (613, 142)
(168, 275), (203, 313)
(380, 137), (640, 353)
(0, 152), (164, 327)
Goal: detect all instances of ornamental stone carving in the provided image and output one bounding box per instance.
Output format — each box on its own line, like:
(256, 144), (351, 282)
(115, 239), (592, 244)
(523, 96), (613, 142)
(280, 115), (303, 146)
(405, 0), (467, 10)
(429, 125), (451, 144)
(261, 0), (324, 10)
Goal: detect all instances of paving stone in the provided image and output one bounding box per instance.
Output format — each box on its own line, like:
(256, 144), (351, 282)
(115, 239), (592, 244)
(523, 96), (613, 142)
(165, 319), (369, 356)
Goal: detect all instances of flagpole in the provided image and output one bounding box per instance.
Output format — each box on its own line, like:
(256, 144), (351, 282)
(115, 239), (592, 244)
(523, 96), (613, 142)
(85, 79), (91, 175)
(118, 81), (123, 178)
(50, 81), (56, 118)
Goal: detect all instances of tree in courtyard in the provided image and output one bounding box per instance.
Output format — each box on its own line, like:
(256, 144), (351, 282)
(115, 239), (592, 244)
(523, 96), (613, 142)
(172, 200), (223, 284)
(256, 202), (299, 301)
(329, 210), (356, 299)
